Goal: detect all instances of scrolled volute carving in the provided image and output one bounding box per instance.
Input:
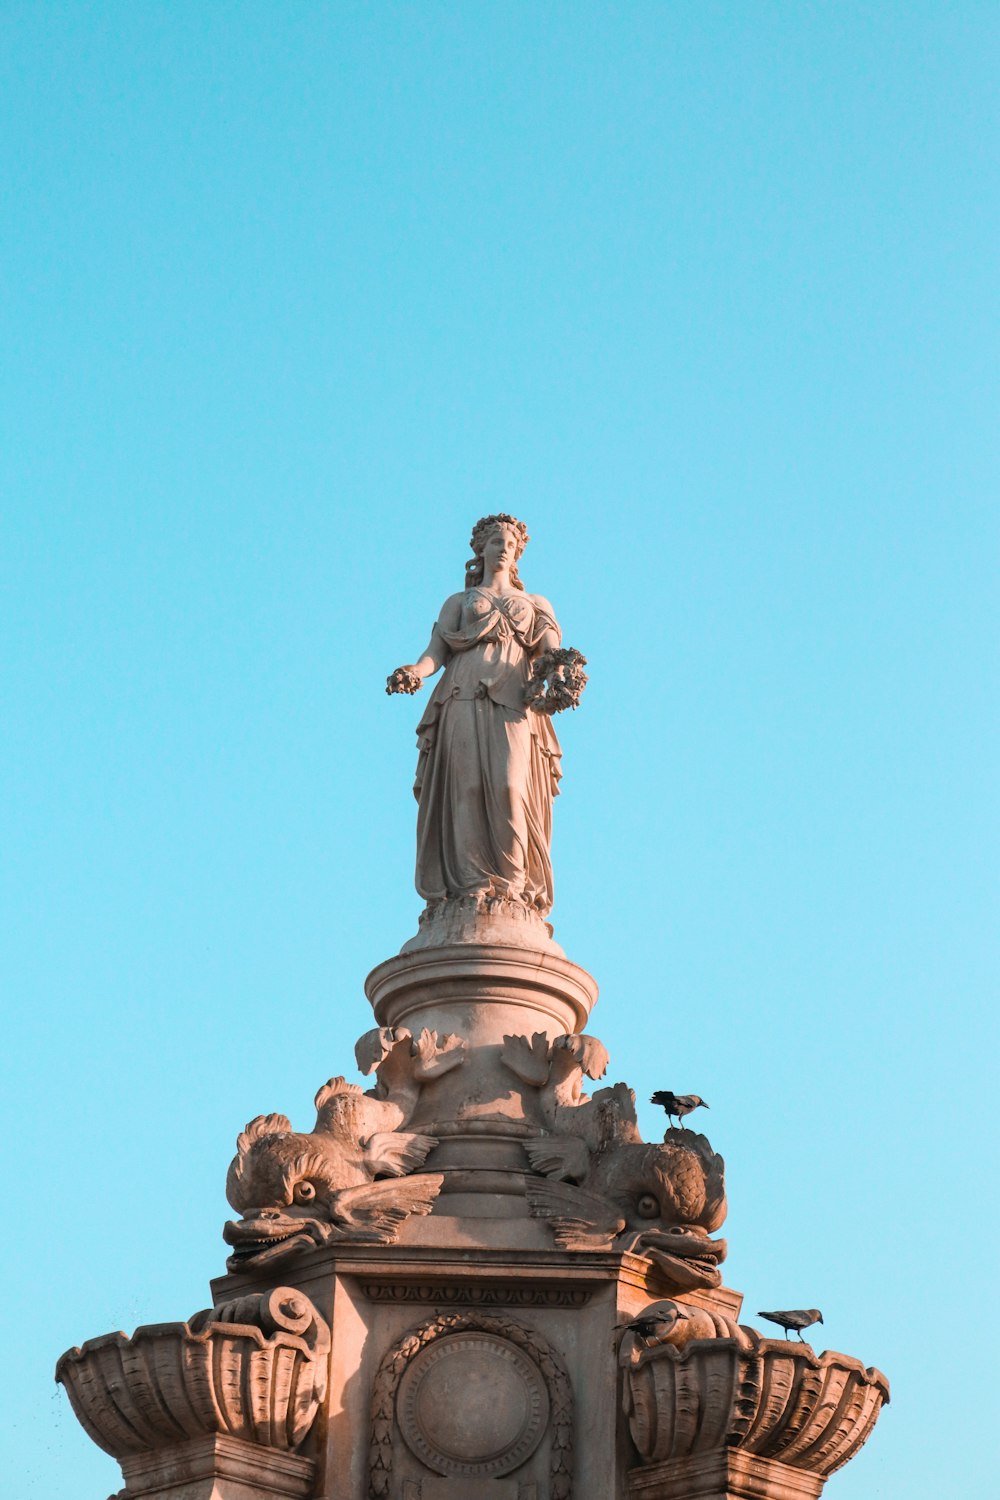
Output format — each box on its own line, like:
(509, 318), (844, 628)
(619, 1302), (890, 1476)
(55, 1287), (330, 1460)
(223, 1074), (442, 1270)
(191, 1286), (330, 1351)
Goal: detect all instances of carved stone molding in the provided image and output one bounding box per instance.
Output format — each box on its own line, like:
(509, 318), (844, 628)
(370, 1311), (573, 1500)
(364, 1282), (591, 1308)
(119, 1433), (316, 1500)
(55, 1288), (330, 1460)
(626, 1448), (825, 1500)
(365, 945), (598, 1038)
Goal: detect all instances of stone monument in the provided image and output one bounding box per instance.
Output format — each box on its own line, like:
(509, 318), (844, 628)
(57, 514), (889, 1500)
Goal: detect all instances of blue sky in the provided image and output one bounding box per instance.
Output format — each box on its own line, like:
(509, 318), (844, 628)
(3, 5), (997, 1496)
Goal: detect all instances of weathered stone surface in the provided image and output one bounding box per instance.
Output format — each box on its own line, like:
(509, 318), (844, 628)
(372, 1315), (569, 1499)
(55, 1288), (329, 1460)
(395, 1331), (551, 1475)
(367, 944), (598, 1040)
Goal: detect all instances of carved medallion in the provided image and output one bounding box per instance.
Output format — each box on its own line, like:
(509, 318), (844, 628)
(396, 1332), (549, 1477)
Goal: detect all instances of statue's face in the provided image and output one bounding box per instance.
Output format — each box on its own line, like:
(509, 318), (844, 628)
(482, 525), (518, 573)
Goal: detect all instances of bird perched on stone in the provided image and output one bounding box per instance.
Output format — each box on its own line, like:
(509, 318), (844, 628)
(758, 1308), (824, 1341)
(649, 1092), (709, 1130)
(625, 1307), (678, 1345)
(623, 1300), (723, 1351)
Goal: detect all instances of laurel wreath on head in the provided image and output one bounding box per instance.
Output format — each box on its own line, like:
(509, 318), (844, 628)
(524, 647), (589, 716)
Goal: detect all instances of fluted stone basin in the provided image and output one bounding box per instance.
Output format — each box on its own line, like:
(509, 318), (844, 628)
(55, 1288), (329, 1459)
(624, 1337), (889, 1478)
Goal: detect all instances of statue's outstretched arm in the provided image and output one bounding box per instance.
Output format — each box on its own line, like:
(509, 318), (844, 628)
(387, 594), (461, 695)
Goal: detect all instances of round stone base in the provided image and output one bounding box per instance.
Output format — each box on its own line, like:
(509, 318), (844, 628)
(400, 895), (565, 957)
(364, 943), (599, 1199)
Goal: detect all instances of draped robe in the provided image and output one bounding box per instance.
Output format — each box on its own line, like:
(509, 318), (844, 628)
(413, 587), (562, 914)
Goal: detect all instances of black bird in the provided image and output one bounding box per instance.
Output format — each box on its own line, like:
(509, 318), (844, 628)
(649, 1091), (709, 1129)
(626, 1311), (676, 1343)
(758, 1308), (824, 1341)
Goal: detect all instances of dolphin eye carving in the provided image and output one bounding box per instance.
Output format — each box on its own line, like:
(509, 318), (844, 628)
(292, 1181), (318, 1205)
(636, 1193), (660, 1219)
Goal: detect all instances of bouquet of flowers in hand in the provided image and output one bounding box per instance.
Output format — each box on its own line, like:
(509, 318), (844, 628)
(386, 666), (423, 696)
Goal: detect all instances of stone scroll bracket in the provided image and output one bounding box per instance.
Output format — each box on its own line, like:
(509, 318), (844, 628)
(369, 1311), (573, 1500)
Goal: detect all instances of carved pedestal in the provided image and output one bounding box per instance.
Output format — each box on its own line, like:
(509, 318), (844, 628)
(210, 1241), (686, 1500)
(365, 944), (597, 1216)
(56, 936), (888, 1500)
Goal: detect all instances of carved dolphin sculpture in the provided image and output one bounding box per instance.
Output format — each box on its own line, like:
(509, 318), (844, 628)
(590, 1135), (727, 1232)
(223, 1077), (441, 1270)
(524, 1175), (727, 1291)
(524, 1089), (728, 1290)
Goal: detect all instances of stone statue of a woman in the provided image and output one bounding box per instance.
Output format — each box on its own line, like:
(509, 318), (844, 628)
(387, 514), (586, 947)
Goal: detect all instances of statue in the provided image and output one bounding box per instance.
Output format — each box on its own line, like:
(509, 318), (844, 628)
(387, 514), (586, 924)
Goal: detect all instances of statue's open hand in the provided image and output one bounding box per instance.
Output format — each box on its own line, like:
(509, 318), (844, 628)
(386, 666), (423, 696)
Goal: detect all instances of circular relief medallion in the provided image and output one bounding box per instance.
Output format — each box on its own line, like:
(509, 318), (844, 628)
(396, 1332), (550, 1477)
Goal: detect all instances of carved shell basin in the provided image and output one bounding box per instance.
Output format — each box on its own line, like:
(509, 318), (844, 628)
(55, 1291), (328, 1459)
(625, 1338), (889, 1477)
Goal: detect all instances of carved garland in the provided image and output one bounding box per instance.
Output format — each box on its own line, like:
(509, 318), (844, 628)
(369, 1311), (573, 1500)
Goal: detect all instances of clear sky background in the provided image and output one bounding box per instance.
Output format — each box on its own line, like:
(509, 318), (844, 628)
(2, 5), (996, 1497)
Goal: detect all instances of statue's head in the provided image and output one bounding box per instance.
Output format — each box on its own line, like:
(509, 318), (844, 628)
(466, 513), (529, 590)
